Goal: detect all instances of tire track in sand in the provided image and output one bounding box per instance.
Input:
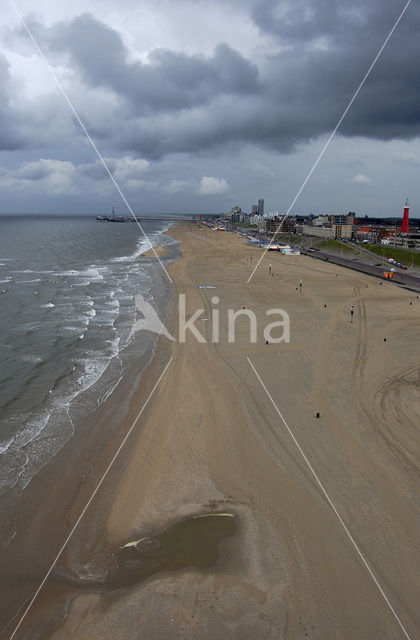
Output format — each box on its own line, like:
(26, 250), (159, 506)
(352, 292), (419, 479)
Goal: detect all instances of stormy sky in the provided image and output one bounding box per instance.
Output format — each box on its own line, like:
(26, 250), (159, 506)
(1, 0), (419, 216)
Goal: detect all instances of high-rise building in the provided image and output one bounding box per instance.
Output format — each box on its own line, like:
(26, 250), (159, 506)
(331, 213), (354, 225)
(331, 213), (354, 239)
(230, 205), (242, 223)
(252, 205), (258, 214)
(258, 198), (264, 216)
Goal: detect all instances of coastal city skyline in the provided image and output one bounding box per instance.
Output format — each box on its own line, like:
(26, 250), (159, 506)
(1, 0), (420, 216)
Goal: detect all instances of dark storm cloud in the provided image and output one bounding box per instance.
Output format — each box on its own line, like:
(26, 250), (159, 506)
(252, 0), (420, 141)
(5, 1), (420, 159)
(0, 53), (25, 150)
(43, 13), (261, 114)
(252, 0), (370, 44)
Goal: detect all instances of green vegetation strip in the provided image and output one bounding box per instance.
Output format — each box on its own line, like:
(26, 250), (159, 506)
(362, 243), (420, 267)
(318, 239), (357, 254)
(271, 233), (302, 245)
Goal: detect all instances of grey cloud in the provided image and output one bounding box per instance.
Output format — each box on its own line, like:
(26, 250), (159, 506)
(43, 14), (261, 114)
(251, 0), (371, 45)
(16, 161), (51, 180)
(251, 0), (417, 50)
(0, 53), (25, 150)
(5, 1), (420, 161)
(0, 47), (80, 152)
(251, 0), (420, 142)
(75, 160), (108, 180)
(394, 151), (420, 165)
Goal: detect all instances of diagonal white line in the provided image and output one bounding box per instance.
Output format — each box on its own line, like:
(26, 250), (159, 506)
(247, 0), (412, 283)
(247, 356), (412, 640)
(9, 0), (173, 284)
(8, 357), (173, 640)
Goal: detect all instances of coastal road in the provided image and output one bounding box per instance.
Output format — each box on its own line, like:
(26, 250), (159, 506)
(302, 248), (420, 292)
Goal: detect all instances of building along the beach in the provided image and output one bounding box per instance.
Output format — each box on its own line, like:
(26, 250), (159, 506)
(301, 225), (334, 238)
(302, 212), (354, 239)
(331, 213), (354, 238)
(265, 216), (296, 237)
(354, 226), (388, 243)
(393, 232), (420, 249)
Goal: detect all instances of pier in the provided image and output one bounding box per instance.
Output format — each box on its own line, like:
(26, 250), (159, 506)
(96, 212), (199, 223)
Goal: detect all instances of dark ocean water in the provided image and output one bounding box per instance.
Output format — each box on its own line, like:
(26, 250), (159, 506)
(0, 215), (178, 546)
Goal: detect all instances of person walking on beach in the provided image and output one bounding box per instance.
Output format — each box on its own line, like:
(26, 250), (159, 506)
(269, 264), (272, 275)
(350, 304), (354, 323)
(299, 279), (302, 293)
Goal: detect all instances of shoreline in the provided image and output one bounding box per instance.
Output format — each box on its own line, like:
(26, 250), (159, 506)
(0, 228), (179, 639)
(142, 244), (170, 257)
(3, 222), (420, 639)
(0, 217), (180, 551)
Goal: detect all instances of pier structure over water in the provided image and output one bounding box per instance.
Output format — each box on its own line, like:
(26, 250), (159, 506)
(96, 212), (204, 223)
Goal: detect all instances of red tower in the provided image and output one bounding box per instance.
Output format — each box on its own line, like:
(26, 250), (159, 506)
(401, 199), (410, 233)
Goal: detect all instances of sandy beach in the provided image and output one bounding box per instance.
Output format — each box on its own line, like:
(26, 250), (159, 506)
(5, 223), (420, 639)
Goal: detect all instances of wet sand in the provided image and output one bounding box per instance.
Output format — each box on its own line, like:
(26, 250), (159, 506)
(6, 223), (420, 639)
(142, 245), (170, 258)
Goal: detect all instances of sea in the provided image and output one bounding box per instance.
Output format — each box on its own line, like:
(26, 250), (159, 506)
(0, 215), (181, 547)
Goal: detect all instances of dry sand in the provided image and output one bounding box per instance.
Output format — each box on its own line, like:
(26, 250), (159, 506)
(12, 224), (420, 639)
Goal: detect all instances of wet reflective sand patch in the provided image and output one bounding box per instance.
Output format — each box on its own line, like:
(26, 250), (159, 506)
(112, 512), (237, 588)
